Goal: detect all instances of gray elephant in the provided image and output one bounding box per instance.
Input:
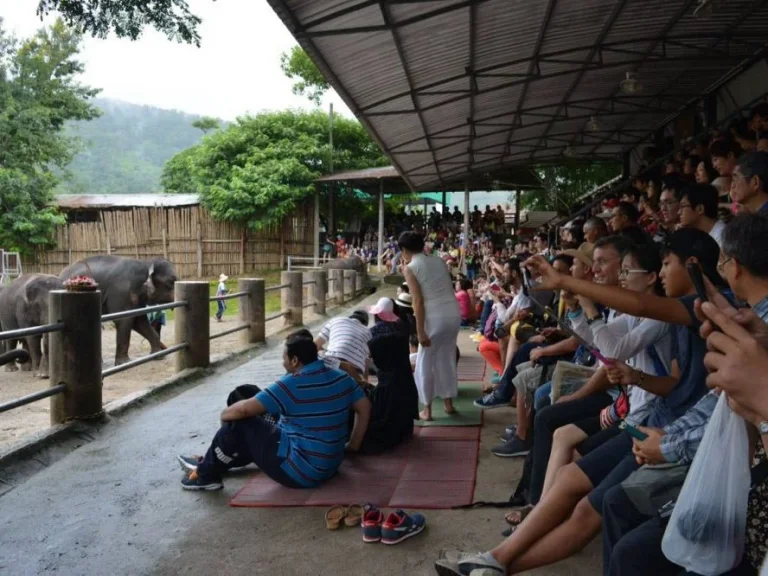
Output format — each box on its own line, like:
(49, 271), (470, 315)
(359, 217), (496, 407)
(59, 256), (177, 366)
(322, 256), (376, 294)
(0, 274), (64, 378)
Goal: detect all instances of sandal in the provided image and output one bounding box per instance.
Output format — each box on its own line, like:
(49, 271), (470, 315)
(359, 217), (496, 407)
(344, 504), (364, 527)
(501, 524), (520, 538)
(325, 505), (347, 530)
(504, 505), (534, 526)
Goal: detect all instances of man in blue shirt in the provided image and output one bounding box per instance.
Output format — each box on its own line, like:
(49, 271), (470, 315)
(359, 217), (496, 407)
(179, 331), (371, 491)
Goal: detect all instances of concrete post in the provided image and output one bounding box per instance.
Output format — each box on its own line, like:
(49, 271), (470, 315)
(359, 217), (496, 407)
(355, 271), (363, 295)
(343, 269), (356, 299)
(281, 271), (303, 326)
(312, 270), (327, 316)
(239, 278), (265, 345)
(313, 185), (320, 268)
(175, 281), (210, 371)
(49, 290), (102, 424)
(330, 269), (344, 305)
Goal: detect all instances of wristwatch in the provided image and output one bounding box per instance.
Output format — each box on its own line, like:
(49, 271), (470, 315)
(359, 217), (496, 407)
(759, 420), (768, 435)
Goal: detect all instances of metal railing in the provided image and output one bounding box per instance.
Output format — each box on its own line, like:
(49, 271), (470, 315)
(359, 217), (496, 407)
(287, 255), (322, 272)
(0, 268), (367, 425)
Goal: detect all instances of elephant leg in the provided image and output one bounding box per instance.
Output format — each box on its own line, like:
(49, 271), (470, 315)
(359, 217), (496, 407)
(132, 316), (165, 353)
(26, 335), (42, 376)
(114, 319), (133, 365)
(38, 334), (50, 379)
(19, 340), (32, 372)
(4, 339), (19, 372)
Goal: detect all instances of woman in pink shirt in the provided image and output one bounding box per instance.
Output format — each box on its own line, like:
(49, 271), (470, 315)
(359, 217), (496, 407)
(455, 278), (474, 326)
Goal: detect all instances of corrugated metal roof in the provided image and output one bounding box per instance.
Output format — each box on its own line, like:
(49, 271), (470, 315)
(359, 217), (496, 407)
(268, 0), (768, 191)
(55, 194), (200, 210)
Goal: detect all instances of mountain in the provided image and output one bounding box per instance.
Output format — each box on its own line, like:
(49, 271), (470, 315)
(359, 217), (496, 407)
(59, 98), (217, 195)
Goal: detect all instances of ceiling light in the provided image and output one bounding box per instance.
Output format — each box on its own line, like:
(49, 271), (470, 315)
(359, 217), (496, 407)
(587, 116), (601, 132)
(620, 72), (642, 94)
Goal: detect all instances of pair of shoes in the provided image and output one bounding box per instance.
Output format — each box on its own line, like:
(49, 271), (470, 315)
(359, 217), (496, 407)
(177, 454), (250, 473)
(180, 469), (223, 491)
(325, 504), (364, 530)
(491, 435), (532, 458)
(498, 424), (518, 442)
(363, 506), (426, 545)
(473, 391), (510, 409)
(434, 551), (505, 575)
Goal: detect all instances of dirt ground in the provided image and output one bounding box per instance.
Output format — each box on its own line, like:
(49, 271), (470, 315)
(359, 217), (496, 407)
(0, 310), (323, 450)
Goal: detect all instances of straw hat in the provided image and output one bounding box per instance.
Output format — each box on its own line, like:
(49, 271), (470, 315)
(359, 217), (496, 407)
(560, 242), (595, 267)
(219, 273), (228, 282)
(395, 292), (413, 308)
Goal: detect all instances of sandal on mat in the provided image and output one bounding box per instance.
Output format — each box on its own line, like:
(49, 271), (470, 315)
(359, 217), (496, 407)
(325, 505), (347, 530)
(504, 505), (534, 526)
(345, 504), (364, 527)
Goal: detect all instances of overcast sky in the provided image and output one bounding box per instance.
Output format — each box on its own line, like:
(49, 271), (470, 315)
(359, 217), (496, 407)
(4, 0), (352, 120)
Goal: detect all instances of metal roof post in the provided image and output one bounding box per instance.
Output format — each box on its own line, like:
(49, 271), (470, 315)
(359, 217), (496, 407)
(377, 179), (385, 272)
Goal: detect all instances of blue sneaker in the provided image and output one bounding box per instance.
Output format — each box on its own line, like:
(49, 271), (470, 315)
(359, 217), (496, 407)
(361, 504), (384, 543)
(180, 470), (223, 491)
(177, 454), (201, 472)
(381, 510), (426, 545)
(490, 375), (502, 385)
(473, 391), (510, 409)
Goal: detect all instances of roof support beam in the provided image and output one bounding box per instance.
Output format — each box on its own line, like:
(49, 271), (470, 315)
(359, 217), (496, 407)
(467, 1), (477, 169)
(378, 1), (446, 188)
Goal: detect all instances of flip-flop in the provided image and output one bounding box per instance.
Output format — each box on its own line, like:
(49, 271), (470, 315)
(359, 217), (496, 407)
(344, 504), (364, 527)
(504, 505), (534, 526)
(325, 505), (347, 530)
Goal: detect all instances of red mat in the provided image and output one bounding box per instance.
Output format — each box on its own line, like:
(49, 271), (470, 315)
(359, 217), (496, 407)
(457, 355), (487, 381)
(229, 426), (480, 510)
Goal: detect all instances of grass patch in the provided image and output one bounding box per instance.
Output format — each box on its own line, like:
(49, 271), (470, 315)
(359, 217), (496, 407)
(166, 270), (284, 321)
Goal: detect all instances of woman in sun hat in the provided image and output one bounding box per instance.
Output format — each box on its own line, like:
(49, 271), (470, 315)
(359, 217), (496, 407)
(215, 273), (229, 322)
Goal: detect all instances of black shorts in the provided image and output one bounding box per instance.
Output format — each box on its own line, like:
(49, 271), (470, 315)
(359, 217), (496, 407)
(572, 416), (601, 438)
(575, 422), (622, 457)
(575, 431), (639, 513)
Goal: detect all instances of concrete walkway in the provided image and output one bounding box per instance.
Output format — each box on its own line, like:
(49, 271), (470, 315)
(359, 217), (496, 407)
(0, 289), (600, 576)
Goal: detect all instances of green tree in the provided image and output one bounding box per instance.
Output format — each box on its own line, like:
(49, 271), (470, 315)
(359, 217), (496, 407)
(192, 116), (219, 134)
(0, 18), (99, 254)
(520, 162), (622, 214)
(36, 0), (204, 46)
(280, 46), (329, 106)
(162, 110), (387, 229)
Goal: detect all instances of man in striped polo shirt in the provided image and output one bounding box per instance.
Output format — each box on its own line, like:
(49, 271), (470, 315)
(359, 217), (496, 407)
(179, 331), (372, 491)
(314, 310), (372, 380)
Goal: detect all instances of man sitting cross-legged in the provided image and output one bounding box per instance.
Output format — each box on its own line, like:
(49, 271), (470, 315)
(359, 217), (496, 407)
(179, 331), (372, 491)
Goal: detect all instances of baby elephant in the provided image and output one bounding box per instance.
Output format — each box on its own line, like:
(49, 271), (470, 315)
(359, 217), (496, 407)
(0, 274), (63, 378)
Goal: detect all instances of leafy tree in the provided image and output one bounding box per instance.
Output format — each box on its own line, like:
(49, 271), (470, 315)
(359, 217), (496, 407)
(0, 18), (99, 254)
(36, 0), (204, 46)
(280, 46), (329, 106)
(192, 116), (219, 134)
(520, 161), (622, 214)
(162, 110), (388, 230)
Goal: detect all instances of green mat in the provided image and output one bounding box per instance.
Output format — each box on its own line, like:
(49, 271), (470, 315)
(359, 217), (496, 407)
(415, 383), (484, 427)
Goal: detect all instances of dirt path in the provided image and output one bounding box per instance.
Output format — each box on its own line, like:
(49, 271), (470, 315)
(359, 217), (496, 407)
(0, 311), (323, 450)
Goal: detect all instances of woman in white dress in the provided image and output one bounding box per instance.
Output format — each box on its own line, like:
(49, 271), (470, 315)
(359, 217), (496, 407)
(399, 232), (462, 420)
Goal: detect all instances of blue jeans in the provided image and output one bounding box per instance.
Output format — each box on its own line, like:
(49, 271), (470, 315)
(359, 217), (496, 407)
(478, 300), (493, 332)
(534, 382), (551, 411)
(216, 299), (226, 320)
(497, 341), (544, 400)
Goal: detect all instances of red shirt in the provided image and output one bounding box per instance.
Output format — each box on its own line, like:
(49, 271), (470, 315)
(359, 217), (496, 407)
(456, 290), (471, 320)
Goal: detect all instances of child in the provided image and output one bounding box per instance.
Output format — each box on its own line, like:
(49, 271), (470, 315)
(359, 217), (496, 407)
(215, 273), (228, 322)
(455, 278), (474, 326)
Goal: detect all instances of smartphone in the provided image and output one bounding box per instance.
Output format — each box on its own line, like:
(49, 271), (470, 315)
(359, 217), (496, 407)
(686, 262), (709, 304)
(521, 268), (532, 296)
(619, 421), (649, 441)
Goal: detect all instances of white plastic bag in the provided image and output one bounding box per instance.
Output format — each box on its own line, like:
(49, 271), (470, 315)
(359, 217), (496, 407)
(661, 393), (751, 575)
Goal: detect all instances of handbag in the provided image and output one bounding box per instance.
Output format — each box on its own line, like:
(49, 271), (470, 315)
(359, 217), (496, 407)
(621, 462), (689, 517)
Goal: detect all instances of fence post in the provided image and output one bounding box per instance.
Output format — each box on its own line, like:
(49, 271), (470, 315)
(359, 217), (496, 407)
(239, 278), (265, 345)
(330, 269), (344, 305)
(281, 271), (303, 326)
(344, 269), (356, 300)
(312, 270), (327, 316)
(355, 271), (363, 295)
(175, 281), (210, 372)
(49, 290), (102, 424)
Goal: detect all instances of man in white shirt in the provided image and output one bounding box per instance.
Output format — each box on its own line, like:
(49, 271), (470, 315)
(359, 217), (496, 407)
(314, 311), (371, 380)
(678, 183), (725, 249)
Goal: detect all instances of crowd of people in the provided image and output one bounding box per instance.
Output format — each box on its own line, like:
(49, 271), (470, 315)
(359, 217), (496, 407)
(177, 102), (768, 575)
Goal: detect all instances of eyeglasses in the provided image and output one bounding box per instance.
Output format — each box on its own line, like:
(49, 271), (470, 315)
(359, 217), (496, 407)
(619, 268), (649, 278)
(717, 256), (733, 273)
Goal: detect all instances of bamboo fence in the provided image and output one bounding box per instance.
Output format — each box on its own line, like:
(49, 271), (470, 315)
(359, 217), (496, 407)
(22, 201), (315, 278)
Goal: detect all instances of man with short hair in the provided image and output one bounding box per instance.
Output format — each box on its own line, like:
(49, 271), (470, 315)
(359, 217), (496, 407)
(731, 151), (768, 214)
(178, 331), (372, 490)
(710, 138), (743, 196)
(583, 217), (608, 246)
(678, 183), (726, 247)
(658, 174), (684, 236)
(535, 232), (550, 258)
(609, 202), (639, 233)
(315, 310), (372, 380)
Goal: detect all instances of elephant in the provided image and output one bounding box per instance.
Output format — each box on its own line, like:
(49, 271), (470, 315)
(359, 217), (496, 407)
(322, 256), (376, 294)
(59, 256), (177, 366)
(0, 274), (64, 378)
